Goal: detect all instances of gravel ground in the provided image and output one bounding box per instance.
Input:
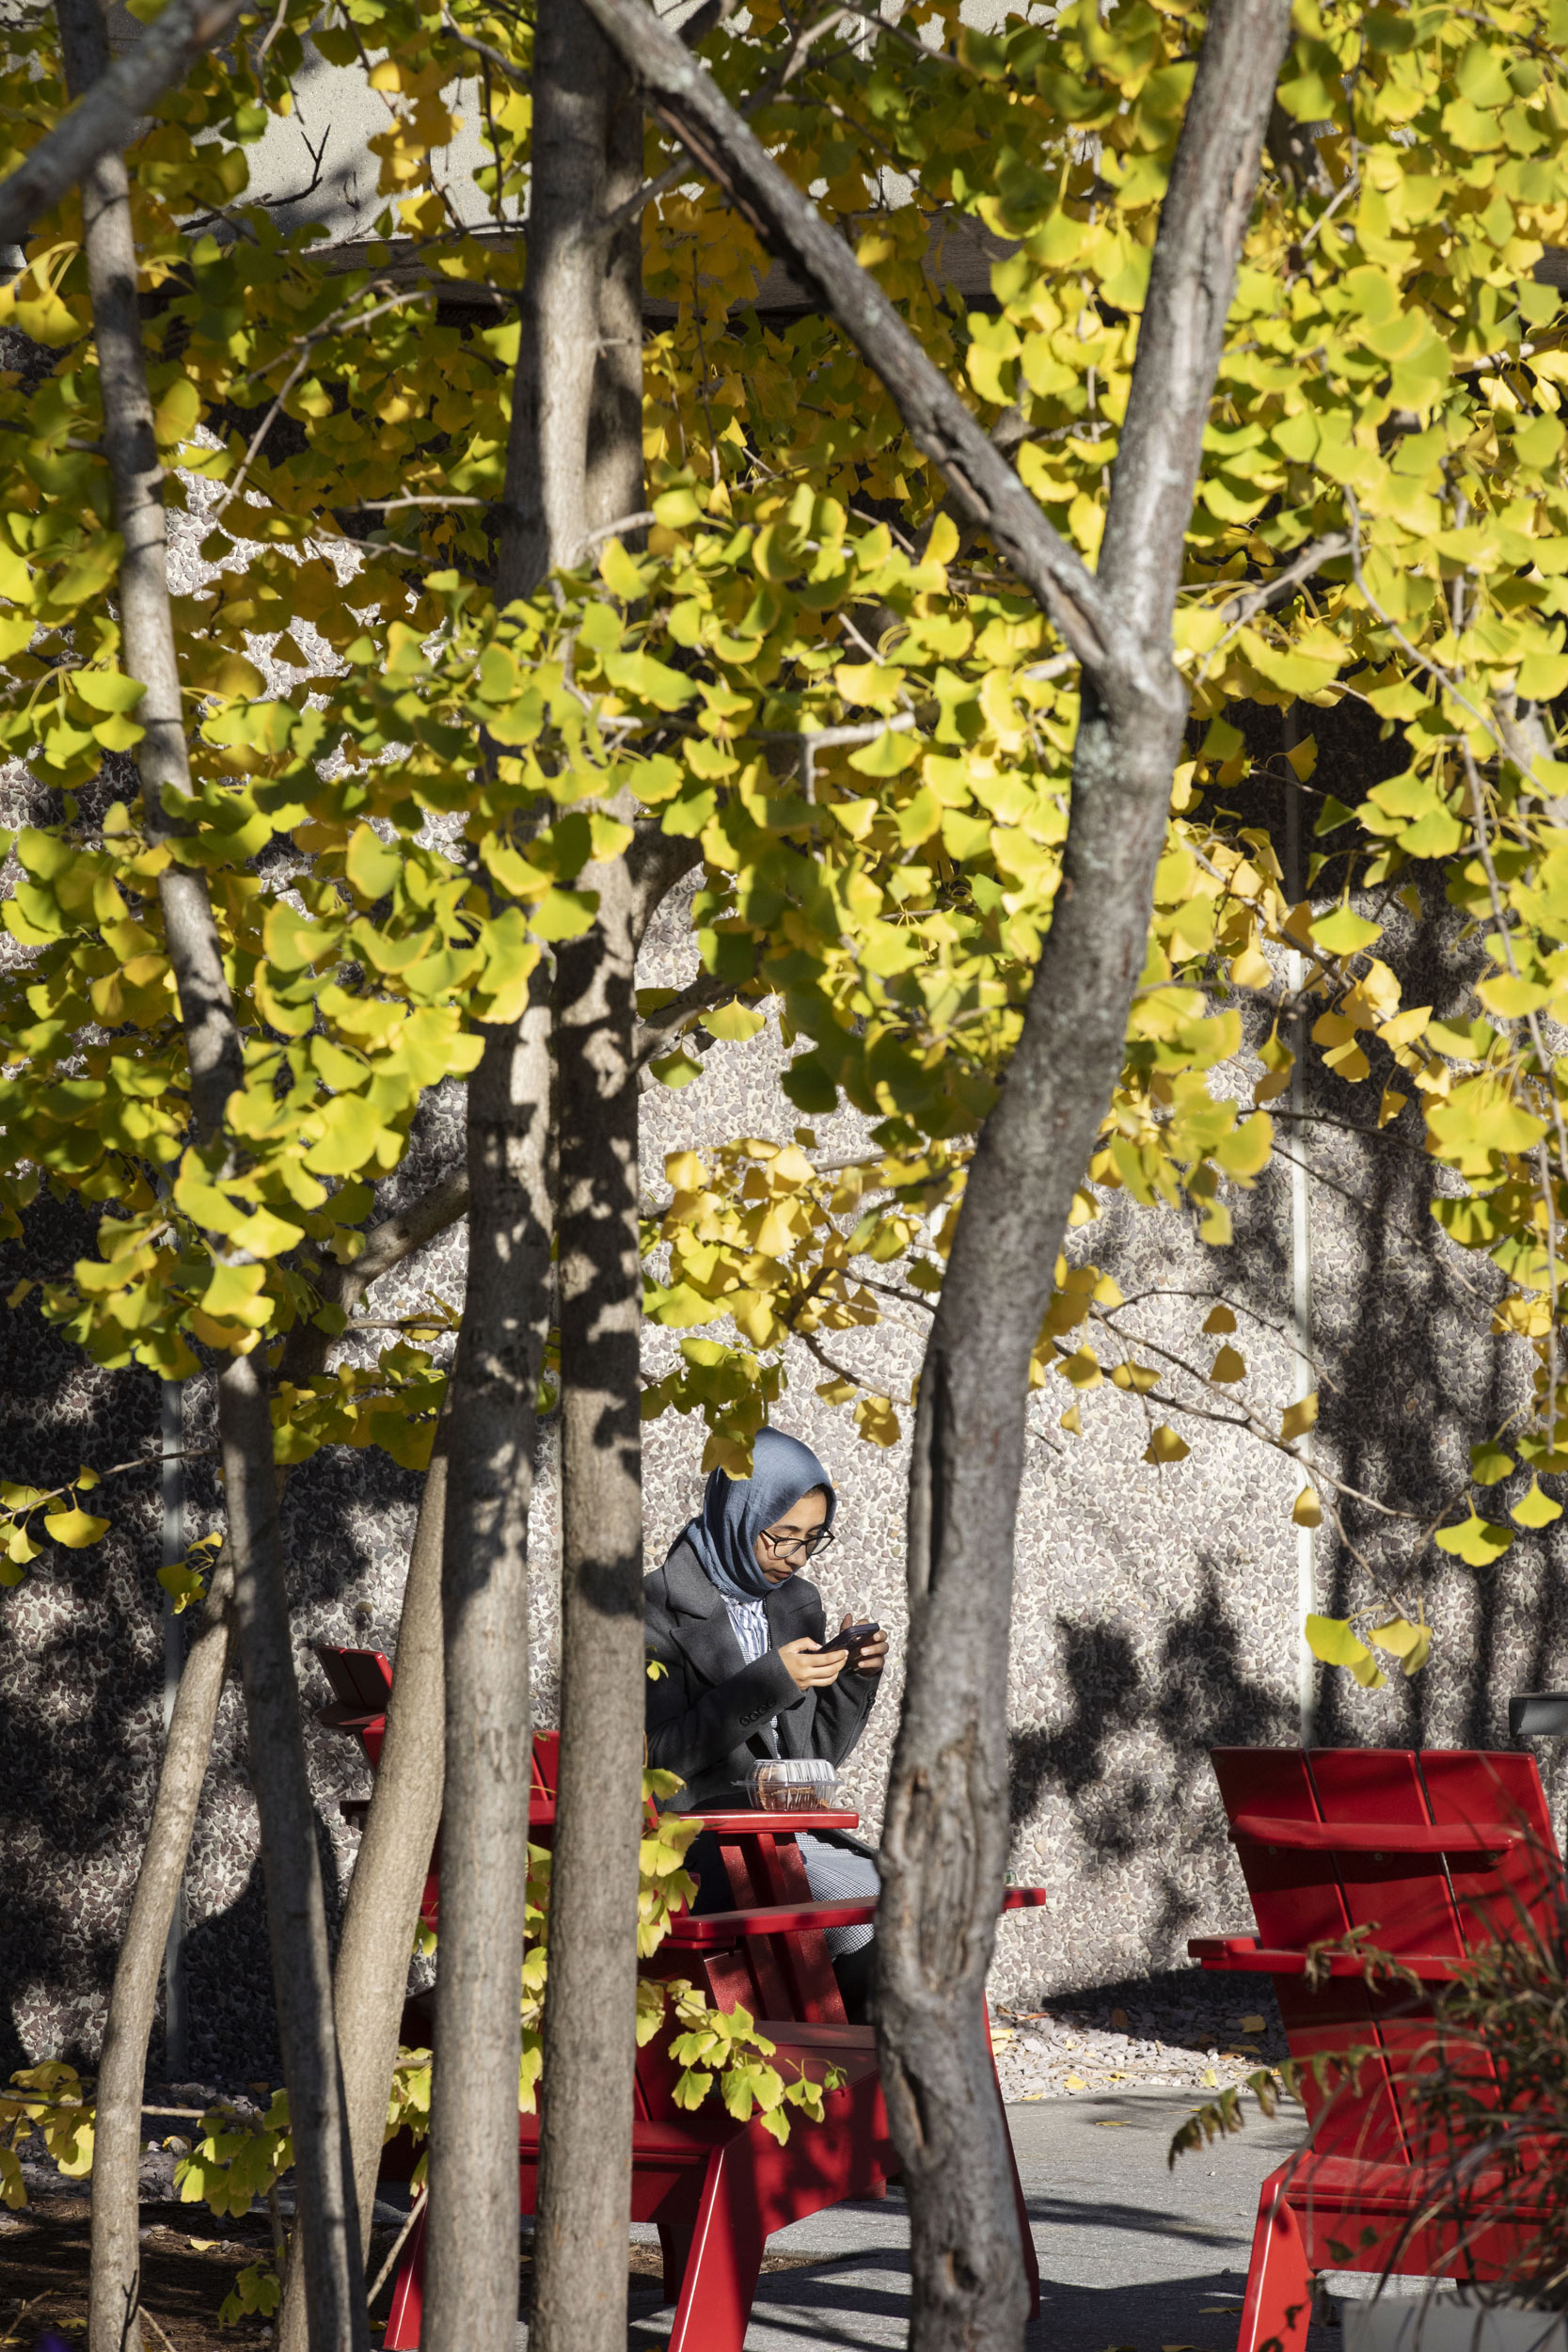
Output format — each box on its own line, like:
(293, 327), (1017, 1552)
(992, 1966), (1289, 2103)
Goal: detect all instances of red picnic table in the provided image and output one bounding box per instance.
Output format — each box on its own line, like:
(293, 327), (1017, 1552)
(1191, 1745), (1561, 2352)
(314, 1645), (1045, 2348)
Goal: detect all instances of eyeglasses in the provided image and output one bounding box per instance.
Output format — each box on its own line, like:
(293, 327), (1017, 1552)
(759, 1526), (835, 1564)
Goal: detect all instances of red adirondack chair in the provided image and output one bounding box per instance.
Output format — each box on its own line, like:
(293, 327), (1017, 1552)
(314, 1645), (1042, 2347)
(642, 1795), (1046, 2319)
(1190, 1746), (1560, 2352)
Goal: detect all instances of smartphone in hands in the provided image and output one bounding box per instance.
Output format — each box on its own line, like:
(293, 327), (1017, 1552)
(819, 1621), (881, 1660)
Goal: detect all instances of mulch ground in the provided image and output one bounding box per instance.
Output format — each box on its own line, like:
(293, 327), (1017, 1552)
(0, 2193), (281, 2350)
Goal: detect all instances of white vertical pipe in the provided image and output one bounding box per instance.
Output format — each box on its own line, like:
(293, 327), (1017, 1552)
(161, 1376), (188, 2076)
(1283, 716), (1317, 1749)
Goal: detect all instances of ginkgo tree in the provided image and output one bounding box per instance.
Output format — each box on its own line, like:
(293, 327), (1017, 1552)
(8, 0), (1568, 2341)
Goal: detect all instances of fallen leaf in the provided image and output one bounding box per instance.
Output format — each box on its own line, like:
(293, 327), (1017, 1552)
(1239, 2014), (1266, 2034)
(1065, 2074), (1088, 2090)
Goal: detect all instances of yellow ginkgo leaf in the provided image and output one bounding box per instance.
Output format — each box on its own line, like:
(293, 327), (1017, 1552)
(1370, 1616), (1423, 1656)
(1291, 1486), (1323, 1529)
(1210, 1344), (1245, 1383)
(1400, 1627), (1433, 1677)
(1303, 1611), (1388, 1687)
(43, 1505), (110, 1549)
(1202, 1302), (1237, 1333)
(1281, 1393), (1319, 1443)
(1059, 1402), (1082, 1435)
(1144, 1423), (1190, 1465)
(1512, 1478), (1562, 1530)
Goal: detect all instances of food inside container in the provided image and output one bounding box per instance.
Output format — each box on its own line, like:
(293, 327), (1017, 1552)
(746, 1758), (839, 1812)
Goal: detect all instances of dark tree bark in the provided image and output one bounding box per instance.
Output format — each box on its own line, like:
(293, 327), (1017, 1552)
(422, 984), (554, 2352)
(220, 1354), (371, 2352)
(88, 1561), (233, 2352)
(532, 839), (645, 2352)
(498, 0), (620, 595)
(562, 1), (1295, 2344)
(494, 23), (656, 2351)
(57, 4), (368, 2341)
(534, 807), (696, 2352)
(275, 1425), (450, 2352)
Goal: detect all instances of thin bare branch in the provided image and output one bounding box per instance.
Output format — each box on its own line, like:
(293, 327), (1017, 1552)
(630, 970), (740, 1070)
(1215, 530), (1350, 628)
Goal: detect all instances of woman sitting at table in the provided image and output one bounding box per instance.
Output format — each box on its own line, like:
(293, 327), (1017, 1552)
(644, 1425), (889, 2020)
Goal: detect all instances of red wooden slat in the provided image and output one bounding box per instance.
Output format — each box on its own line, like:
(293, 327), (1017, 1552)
(1232, 1815), (1518, 1853)
(1419, 1749), (1559, 1953)
(716, 1826), (841, 2021)
(1211, 1747), (1407, 2161)
(708, 1834), (797, 2015)
(314, 1645), (393, 1710)
(531, 1730), (561, 1795)
(747, 1829), (844, 2025)
(678, 1809), (860, 1833)
(1189, 1936), (1465, 1981)
(1308, 1749), (1465, 1963)
(662, 1899), (879, 1944)
(1308, 1748), (1467, 2160)
(1212, 1749), (1341, 1946)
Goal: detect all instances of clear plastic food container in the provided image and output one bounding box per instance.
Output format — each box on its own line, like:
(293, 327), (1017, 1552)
(746, 1758), (839, 1812)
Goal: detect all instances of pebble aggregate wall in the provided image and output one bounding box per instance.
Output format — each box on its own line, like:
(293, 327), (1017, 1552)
(6, 498), (1568, 2080)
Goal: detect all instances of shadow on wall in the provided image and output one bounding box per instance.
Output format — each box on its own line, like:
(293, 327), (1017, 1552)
(1212, 697), (1568, 1763)
(1009, 1566), (1293, 1826)
(179, 1790), (351, 2087)
(1007, 1567), (1294, 1967)
(0, 1187), (165, 2074)
(0, 1191), (421, 2074)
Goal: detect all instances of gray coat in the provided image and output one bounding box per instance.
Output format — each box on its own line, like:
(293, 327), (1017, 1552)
(644, 1539), (878, 1810)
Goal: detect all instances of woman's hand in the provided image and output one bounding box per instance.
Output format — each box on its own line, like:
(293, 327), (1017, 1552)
(778, 1635), (847, 1692)
(840, 1613), (889, 1677)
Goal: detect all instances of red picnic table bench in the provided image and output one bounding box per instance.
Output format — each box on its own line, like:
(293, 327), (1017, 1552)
(1191, 1746), (1560, 2352)
(314, 1645), (1045, 2349)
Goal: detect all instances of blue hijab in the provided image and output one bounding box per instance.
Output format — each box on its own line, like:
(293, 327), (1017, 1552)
(679, 1427), (837, 1604)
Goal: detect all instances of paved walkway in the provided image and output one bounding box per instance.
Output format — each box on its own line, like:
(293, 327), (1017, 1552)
(520, 2084), (1338, 2350)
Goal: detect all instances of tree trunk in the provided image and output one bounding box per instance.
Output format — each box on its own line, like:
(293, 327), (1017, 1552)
(219, 1352), (370, 2352)
(531, 850), (644, 2352)
(497, 0), (615, 596)
(88, 1561), (233, 2352)
(422, 980), (554, 2352)
(878, 676), (1196, 2352)
(870, 18), (1295, 2349)
(563, 2), (1292, 2342)
(275, 1425), (450, 2352)
(523, 31), (652, 2352)
(57, 4), (368, 2337)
